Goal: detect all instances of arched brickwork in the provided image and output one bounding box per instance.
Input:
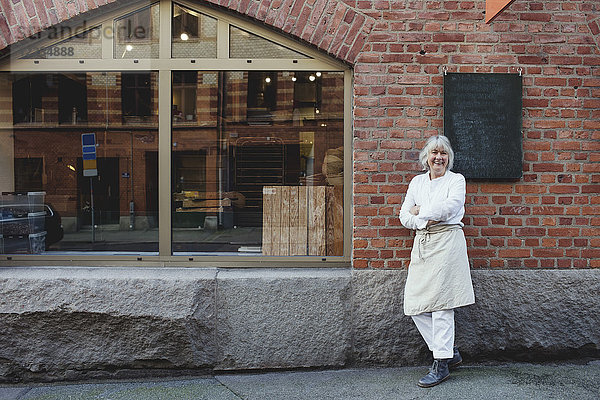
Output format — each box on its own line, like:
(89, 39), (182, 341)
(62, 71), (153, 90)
(588, 16), (600, 52)
(0, 0), (375, 64)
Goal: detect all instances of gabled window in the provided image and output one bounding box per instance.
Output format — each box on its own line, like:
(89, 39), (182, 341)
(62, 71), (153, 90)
(114, 3), (160, 59)
(172, 3), (217, 58)
(23, 27), (102, 60)
(0, 0), (349, 264)
(229, 26), (309, 59)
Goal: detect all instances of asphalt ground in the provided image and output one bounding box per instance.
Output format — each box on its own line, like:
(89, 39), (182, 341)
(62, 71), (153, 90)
(1, 361), (599, 400)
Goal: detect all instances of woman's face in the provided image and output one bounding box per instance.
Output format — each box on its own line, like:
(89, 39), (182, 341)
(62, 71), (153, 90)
(427, 147), (448, 178)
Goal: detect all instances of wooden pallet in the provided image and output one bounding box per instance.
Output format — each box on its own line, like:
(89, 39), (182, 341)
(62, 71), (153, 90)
(262, 185), (343, 256)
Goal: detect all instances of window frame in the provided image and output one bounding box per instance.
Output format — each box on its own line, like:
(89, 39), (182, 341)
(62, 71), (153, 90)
(0, 0), (352, 267)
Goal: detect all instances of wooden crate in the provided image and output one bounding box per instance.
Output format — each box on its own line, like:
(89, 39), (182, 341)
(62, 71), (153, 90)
(262, 186), (343, 256)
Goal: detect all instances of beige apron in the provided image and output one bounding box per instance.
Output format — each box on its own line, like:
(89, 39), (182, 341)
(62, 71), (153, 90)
(403, 224), (475, 316)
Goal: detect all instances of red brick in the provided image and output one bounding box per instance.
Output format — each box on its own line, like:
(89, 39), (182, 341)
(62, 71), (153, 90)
(532, 163), (564, 172)
(500, 33), (533, 43)
(520, 12), (552, 22)
(481, 227), (513, 236)
(533, 206), (565, 215)
(533, 248), (564, 257)
(582, 185), (600, 194)
(433, 33), (464, 42)
(549, 185), (579, 194)
(500, 206), (531, 215)
(535, 77), (568, 86)
(515, 227), (546, 236)
(499, 249), (531, 258)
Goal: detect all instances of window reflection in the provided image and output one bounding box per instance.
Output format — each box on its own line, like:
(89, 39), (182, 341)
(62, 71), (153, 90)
(172, 3), (217, 58)
(114, 4), (160, 59)
(229, 26), (310, 59)
(22, 27), (102, 60)
(122, 73), (154, 124)
(172, 71), (344, 256)
(12, 74), (88, 125)
(247, 72), (277, 124)
(1, 72), (159, 254)
(172, 71), (199, 124)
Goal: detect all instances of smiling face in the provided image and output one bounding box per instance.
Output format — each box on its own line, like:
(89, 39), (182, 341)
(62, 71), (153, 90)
(427, 147), (449, 179)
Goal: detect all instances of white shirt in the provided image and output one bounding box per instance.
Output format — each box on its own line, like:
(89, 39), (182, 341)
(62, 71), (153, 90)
(399, 170), (466, 230)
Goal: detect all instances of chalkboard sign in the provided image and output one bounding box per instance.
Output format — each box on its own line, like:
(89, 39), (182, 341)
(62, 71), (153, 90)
(444, 73), (522, 179)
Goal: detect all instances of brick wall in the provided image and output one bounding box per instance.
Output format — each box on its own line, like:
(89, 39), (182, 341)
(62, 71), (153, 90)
(1, 0), (599, 269)
(347, 0), (600, 269)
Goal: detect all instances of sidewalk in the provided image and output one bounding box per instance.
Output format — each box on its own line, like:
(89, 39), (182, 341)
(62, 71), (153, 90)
(1, 361), (599, 400)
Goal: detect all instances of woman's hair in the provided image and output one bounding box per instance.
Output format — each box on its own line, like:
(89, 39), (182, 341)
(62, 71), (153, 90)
(418, 135), (455, 171)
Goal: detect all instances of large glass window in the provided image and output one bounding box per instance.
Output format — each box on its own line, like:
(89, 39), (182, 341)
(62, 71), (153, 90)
(23, 27), (102, 60)
(1, 1), (347, 260)
(1, 72), (159, 254)
(229, 26), (309, 59)
(171, 71), (344, 256)
(115, 4), (160, 59)
(172, 4), (217, 58)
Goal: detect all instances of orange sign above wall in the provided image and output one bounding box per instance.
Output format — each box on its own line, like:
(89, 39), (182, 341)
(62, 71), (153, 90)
(486, 0), (517, 23)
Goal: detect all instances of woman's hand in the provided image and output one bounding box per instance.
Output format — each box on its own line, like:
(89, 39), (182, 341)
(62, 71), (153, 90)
(410, 205), (420, 215)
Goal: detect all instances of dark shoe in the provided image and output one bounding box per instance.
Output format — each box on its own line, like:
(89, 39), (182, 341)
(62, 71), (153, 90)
(418, 359), (450, 388)
(448, 347), (462, 369)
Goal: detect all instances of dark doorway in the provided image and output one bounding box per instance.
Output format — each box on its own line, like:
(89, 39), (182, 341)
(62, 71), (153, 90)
(77, 157), (120, 226)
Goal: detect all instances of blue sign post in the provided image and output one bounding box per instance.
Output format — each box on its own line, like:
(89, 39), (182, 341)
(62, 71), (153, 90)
(82, 133), (98, 177)
(82, 133), (97, 242)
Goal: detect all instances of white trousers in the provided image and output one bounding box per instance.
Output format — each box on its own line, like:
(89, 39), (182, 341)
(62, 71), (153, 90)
(411, 309), (455, 359)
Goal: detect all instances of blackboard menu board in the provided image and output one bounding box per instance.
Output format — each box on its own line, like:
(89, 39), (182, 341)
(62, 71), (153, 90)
(444, 73), (522, 179)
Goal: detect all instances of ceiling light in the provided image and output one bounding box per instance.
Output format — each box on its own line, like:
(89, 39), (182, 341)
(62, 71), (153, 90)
(309, 75), (316, 81)
(316, 72), (322, 77)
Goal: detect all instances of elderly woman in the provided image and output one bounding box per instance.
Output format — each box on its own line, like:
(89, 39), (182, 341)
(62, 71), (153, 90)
(399, 135), (475, 388)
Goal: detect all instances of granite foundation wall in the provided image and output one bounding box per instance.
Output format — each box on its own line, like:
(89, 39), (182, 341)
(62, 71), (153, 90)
(352, 269), (600, 366)
(0, 267), (598, 382)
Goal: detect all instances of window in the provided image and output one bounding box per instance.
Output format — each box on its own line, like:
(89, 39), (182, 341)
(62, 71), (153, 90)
(247, 72), (277, 124)
(12, 74), (88, 125)
(122, 73), (153, 123)
(12, 75), (45, 124)
(172, 3), (217, 58)
(229, 26), (309, 59)
(23, 27), (102, 59)
(172, 71), (198, 124)
(2, 72), (159, 253)
(59, 74), (87, 124)
(172, 71), (344, 256)
(114, 3), (160, 59)
(1, 1), (348, 262)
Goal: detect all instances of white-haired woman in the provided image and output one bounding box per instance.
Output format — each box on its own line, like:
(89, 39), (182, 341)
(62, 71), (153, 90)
(399, 135), (475, 388)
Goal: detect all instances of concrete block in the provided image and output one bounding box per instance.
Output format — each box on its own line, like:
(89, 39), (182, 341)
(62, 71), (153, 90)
(352, 269), (600, 366)
(215, 268), (352, 370)
(351, 269), (427, 365)
(0, 267), (216, 381)
(1, 266), (599, 381)
(458, 270), (600, 361)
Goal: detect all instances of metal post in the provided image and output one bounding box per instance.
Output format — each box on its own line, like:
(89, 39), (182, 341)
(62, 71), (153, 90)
(90, 177), (95, 243)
